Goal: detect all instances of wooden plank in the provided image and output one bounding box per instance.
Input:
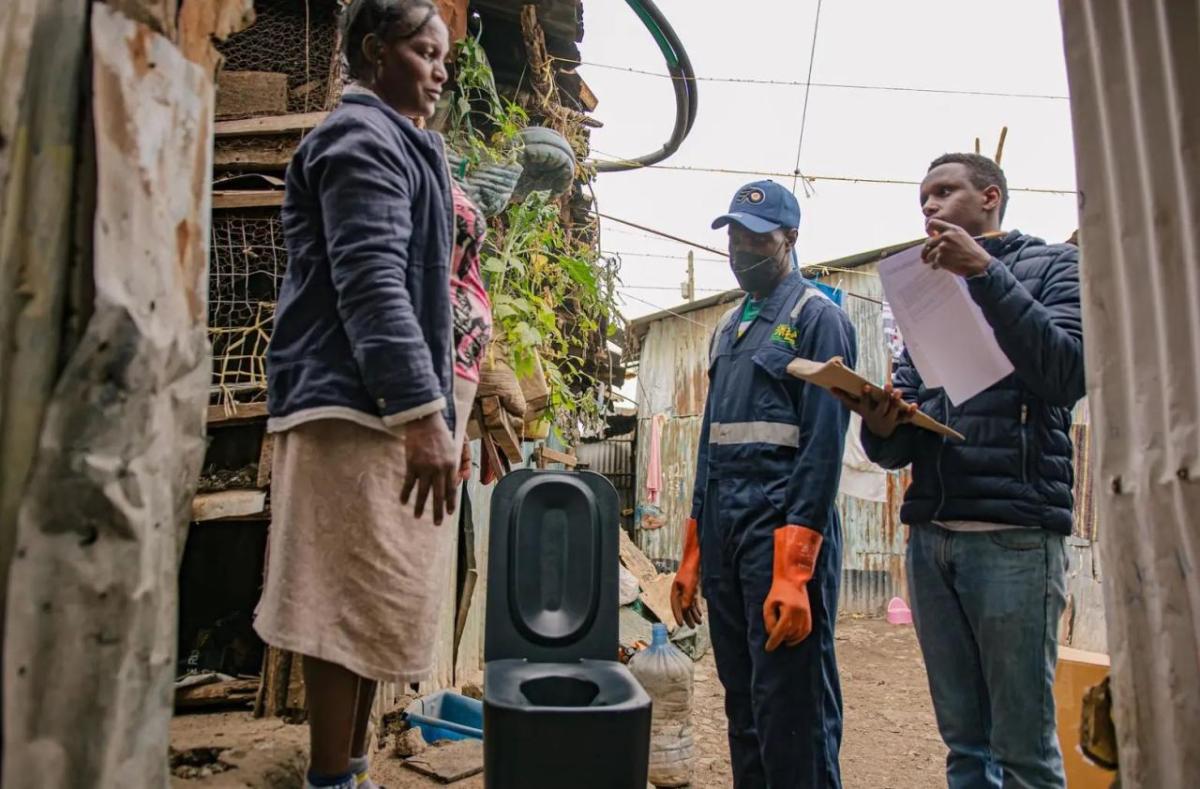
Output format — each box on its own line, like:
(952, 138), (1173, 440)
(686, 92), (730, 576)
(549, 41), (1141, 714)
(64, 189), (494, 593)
(639, 573), (677, 631)
(177, 0), (254, 74)
(434, 0), (469, 42)
(175, 678), (259, 710)
(481, 396), (522, 463)
(214, 111), (328, 138)
(213, 139), (295, 171)
(216, 70), (288, 119)
(192, 489), (267, 522)
(255, 646), (307, 720)
(212, 190), (284, 210)
(1056, 649), (1115, 786)
(256, 647), (291, 719)
(256, 433), (275, 489)
(206, 401), (269, 425)
(618, 528), (658, 583)
(576, 75), (599, 112)
(403, 739), (484, 783)
(537, 447), (578, 468)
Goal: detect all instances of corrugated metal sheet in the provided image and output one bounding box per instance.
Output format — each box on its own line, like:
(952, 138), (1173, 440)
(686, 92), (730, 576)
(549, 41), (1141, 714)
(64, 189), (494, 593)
(577, 435), (635, 532)
(636, 301), (733, 419)
(811, 265), (912, 614)
(837, 471), (911, 615)
(1062, 2), (1200, 784)
(1062, 537), (1107, 654)
(632, 299), (737, 568)
(634, 415), (703, 567)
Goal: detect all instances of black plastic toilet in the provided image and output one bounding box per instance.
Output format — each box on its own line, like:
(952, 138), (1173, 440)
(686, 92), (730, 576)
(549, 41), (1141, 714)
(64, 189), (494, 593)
(483, 469), (651, 789)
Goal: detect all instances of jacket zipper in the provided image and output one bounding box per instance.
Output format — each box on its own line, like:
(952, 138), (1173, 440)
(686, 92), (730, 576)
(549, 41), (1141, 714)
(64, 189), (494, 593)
(933, 393), (949, 521)
(1020, 403), (1029, 483)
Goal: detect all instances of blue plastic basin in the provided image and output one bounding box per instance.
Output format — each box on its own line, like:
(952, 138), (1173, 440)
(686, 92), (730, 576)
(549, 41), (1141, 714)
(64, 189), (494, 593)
(405, 690), (483, 742)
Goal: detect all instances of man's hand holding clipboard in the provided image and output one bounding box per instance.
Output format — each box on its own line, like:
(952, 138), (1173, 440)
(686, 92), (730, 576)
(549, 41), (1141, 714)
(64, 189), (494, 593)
(786, 356), (964, 442)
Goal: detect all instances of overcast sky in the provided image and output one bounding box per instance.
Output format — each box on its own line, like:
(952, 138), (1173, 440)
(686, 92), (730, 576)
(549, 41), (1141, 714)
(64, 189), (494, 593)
(577, 0), (1081, 320)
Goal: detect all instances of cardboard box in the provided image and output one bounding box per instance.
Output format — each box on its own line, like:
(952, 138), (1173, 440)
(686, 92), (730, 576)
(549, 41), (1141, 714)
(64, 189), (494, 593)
(1055, 647), (1116, 788)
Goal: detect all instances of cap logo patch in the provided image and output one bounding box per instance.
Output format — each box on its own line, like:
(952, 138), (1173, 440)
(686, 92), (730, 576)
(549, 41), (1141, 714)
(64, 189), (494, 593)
(736, 187), (766, 204)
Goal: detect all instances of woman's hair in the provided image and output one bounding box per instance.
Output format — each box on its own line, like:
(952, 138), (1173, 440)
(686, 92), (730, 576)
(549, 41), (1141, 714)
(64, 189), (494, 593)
(342, 0), (439, 81)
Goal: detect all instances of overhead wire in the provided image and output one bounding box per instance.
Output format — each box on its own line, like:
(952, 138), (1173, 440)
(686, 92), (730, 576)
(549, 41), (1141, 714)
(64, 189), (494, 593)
(602, 250), (727, 262)
(619, 283), (728, 294)
(604, 250), (883, 281)
(595, 211), (729, 256)
(618, 291), (713, 328)
(791, 0), (824, 195)
(587, 152), (1078, 195)
(553, 57), (1071, 101)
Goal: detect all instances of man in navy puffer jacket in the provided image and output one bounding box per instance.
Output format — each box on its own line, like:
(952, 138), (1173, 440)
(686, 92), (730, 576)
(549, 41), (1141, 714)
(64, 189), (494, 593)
(837, 154), (1084, 789)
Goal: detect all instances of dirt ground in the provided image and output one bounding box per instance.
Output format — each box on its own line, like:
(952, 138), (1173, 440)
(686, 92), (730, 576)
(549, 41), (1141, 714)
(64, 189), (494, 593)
(171, 618), (946, 788)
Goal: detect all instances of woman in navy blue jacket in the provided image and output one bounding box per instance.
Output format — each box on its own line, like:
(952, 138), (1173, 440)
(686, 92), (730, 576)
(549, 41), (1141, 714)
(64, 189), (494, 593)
(254, 2), (462, 787)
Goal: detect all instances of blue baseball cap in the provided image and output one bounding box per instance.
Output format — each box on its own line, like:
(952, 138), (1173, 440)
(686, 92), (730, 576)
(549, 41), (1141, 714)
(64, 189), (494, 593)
(712, 180), (801, 234)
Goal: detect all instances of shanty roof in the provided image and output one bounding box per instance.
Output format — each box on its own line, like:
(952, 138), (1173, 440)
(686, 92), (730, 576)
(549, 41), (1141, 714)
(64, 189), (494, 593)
(628, 237), (922, 339)
(475, 0), (587, 98)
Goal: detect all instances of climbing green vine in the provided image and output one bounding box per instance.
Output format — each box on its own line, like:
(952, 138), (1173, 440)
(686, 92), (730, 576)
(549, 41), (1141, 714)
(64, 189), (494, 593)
(447, 33), (623, 436)
(445, 35), (527, 173)
(484, 192), (621, 435)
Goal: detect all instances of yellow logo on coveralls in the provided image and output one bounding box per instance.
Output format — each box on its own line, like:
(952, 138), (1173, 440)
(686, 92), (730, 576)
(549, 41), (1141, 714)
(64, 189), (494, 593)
(771, 323), (797, 349)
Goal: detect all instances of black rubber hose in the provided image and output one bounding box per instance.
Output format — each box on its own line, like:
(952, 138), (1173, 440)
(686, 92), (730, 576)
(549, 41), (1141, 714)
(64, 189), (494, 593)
(593, 0), (697, 172)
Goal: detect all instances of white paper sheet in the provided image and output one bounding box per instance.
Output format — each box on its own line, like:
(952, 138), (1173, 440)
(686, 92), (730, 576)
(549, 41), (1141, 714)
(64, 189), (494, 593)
(878, 245), (1014, 405)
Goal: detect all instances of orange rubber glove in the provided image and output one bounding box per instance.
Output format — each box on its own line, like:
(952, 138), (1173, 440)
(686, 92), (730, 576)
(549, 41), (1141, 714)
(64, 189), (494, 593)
(763, 525), (823, 652)
(670, 517), (703, 628)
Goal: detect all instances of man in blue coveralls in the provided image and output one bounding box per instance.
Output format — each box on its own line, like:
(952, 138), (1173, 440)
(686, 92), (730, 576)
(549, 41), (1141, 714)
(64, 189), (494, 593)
(671, 180), (857, 788)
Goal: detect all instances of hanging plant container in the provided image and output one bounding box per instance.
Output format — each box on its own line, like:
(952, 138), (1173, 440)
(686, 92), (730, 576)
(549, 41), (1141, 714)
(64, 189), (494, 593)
(446, 150), (524, 218)
(513, 126), (578, 201)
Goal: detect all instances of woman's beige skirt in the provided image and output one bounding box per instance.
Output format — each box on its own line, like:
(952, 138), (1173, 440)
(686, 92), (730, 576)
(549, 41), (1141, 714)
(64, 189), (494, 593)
(254, 380), (476, 683)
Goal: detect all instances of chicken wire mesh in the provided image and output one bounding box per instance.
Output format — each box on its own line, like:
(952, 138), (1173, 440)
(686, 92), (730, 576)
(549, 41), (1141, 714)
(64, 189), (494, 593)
(216, 0), (344, 115)
(209, 209), (288, 404)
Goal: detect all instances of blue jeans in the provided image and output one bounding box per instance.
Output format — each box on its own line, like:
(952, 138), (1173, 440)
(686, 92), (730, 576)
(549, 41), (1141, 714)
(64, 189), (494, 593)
(907, 524), (1067, 789)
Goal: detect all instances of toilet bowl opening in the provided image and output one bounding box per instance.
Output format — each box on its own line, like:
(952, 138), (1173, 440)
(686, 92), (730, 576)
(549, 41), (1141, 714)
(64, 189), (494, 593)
(520, 676), (601, 707)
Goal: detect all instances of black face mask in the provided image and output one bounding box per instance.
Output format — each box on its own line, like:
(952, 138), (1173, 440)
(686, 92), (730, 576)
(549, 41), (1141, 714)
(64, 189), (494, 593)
(730, 241), (786, 295)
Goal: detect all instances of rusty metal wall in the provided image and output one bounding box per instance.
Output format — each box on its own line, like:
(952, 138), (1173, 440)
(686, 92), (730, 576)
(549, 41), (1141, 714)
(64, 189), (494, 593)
(633, 415), (704, 569)
(633, 300), (736, 568)
(836, 473), (911, 615)
(636, 301), (730, 420)
(813, 266), (914, 615)
(1061, 1), (1200, 783)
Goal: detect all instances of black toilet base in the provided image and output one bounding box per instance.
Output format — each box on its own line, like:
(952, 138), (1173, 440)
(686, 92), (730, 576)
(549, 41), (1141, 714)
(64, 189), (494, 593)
(483, 694), (651, 789)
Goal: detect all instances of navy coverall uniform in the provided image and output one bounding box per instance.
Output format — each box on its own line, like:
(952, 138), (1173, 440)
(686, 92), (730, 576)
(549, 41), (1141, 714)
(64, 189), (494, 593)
(692, 271), (856, 788)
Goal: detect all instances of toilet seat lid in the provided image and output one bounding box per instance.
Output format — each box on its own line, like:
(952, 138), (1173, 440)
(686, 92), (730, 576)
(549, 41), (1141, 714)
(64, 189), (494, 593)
(484, 470), (620, 663)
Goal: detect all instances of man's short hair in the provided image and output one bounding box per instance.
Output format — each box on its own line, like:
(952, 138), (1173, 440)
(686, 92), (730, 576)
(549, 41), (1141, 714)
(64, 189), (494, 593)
(928, 153), (1009, 220)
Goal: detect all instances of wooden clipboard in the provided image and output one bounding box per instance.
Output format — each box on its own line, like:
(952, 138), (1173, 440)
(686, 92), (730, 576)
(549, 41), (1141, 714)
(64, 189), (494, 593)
(787, 356), (965, 442)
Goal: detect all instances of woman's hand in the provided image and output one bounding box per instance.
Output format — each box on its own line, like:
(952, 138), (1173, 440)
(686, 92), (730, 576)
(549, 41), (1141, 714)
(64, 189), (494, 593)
(458, 438), (473, 483)
(401, 413), (458, 526)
